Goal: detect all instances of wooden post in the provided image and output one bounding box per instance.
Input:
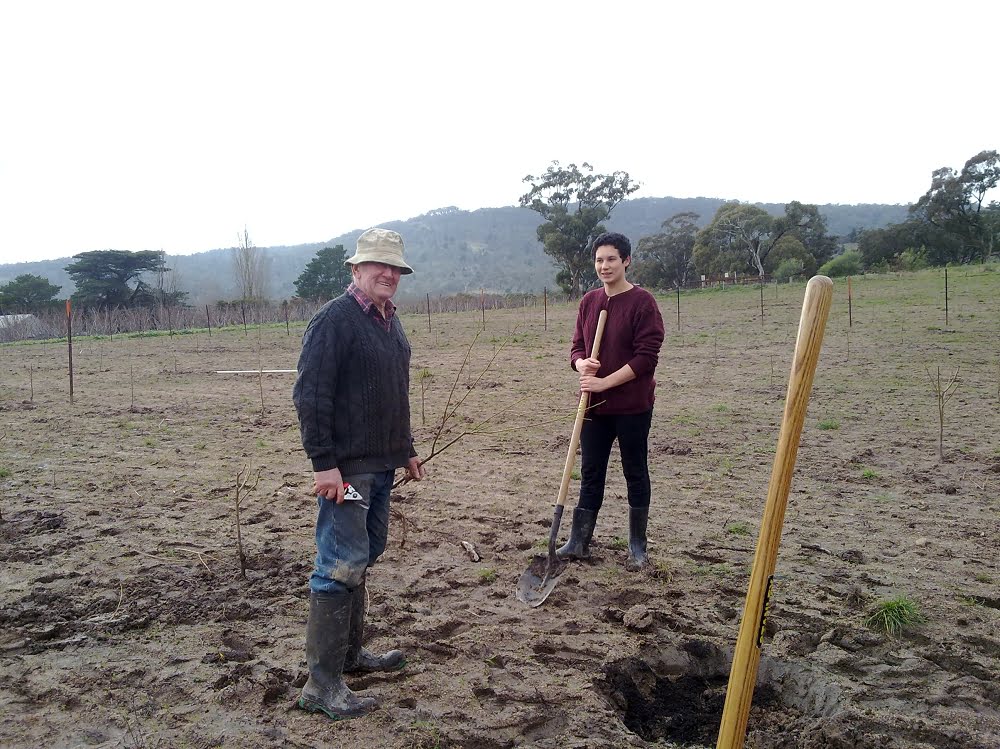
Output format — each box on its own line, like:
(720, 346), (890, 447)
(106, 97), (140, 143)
(66, 299), (74, 403)
(426, 293), (432, 333)
(716, 277), (833, 749)
(944, 267), (949, 326)
(759, 276), (765, 328)
(480, 288), (486, 331)
(847, 276), (853, 328)
(543, 287), (548, 331)
(676, 284), (681, 330)
(205, 304), (213, 337)
(241, 303), (248, 336)
(283, 300), (290, 336)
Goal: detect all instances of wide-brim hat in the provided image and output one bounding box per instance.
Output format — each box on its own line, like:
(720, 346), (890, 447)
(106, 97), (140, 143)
(344, 228), (414, 274)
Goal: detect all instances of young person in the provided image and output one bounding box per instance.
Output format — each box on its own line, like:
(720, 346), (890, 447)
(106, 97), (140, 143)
(557, 232), (665, 571)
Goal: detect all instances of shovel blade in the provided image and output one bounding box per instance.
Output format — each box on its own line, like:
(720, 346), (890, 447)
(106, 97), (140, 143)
(515, 554), (565, 607)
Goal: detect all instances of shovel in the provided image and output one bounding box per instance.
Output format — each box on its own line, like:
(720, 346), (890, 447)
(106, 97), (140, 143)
(516, 309), (608, 607)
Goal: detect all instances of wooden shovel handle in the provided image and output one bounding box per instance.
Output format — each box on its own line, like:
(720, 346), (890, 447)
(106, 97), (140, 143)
(716, 275), (833, 748)
(555, 309), (608, 508)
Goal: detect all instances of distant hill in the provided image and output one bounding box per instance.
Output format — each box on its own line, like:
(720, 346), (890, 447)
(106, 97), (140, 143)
(0, 198), (909, 305)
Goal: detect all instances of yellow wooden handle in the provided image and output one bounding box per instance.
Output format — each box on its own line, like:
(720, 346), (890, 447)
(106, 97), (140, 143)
(716, 276), (833, 749)
(555, 309), (608, 508)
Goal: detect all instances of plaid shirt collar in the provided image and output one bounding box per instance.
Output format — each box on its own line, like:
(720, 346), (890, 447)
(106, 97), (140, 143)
(347, 281), (395, 331)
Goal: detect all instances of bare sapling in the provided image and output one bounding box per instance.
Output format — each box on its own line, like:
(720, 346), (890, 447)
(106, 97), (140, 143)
(234, 461), (263, 579)
(416, 368), (433, 426)
(926, 365), (960, 461)
(394, 329), (521, 489)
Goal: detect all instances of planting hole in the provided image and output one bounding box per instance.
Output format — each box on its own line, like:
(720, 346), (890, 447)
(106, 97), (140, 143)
(599, 638), (848, 746)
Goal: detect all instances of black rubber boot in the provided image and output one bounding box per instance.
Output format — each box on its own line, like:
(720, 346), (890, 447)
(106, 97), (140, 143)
(555, 507), (598, 560)
(625, 506), (649, 571)
(344, 578), (405, 674)
(298, 591), (377, 720)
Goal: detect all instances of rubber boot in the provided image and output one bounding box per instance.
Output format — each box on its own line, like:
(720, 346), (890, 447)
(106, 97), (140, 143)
(555, 507), (598, 560)
(625, 506), (649, 571)
(298, 591), (377, 720)
(344, 578), (405, 673)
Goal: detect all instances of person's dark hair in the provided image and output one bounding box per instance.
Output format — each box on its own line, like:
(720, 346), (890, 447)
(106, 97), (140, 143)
(592, 232), (632, 263)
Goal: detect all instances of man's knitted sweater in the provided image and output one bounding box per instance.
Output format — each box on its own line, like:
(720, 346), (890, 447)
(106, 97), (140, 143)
(293, 294), (415, 475)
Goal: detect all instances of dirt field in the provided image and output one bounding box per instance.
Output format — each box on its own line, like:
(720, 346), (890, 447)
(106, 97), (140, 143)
(2, 268), (999, 749)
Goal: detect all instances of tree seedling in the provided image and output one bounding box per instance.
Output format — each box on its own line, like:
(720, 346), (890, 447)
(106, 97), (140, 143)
(926, 365), (960, 461)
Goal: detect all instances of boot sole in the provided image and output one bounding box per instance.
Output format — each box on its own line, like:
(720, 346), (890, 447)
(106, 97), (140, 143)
(344, 658), (407, 674)
(297, 696), (375, 720)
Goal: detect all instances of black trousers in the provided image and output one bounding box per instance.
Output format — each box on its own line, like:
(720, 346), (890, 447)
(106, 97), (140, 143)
(577, 409), (653, 511)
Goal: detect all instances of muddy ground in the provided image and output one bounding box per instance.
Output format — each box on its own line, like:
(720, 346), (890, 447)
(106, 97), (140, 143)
(1, 269), (998, 748)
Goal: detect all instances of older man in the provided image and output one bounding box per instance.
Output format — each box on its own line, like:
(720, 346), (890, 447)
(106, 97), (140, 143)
(292, 227), (424, 720)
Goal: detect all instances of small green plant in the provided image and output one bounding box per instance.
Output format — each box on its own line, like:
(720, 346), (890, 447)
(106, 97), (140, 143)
(143, 438), (157, 448)
(974, 572), (993, 584)
(0, 467), (10, 479)
(726, 521), (752, 537)
(817, 418), (840, 430)
(477, 568), (497, 584)
(861, 467), (879, 480)
(570, 469), (581, 480)
(712, 403), (729, 413)
(609, 537), (628, 551)
(864, 595), (925, 636)
(719, 457), (734, 475)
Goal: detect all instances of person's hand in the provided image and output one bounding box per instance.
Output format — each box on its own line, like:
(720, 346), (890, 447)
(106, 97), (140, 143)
(575, 357), (600, 376)
(405, 457), (425, 481)
(579, 374), (608, 393)
(313, 467), (345, 503)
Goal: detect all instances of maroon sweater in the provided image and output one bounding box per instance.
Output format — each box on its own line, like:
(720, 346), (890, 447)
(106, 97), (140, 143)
(570, 285), (664, 415)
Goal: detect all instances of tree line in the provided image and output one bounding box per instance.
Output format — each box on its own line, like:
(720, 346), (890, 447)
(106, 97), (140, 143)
(2, 150), (993, 316)
(519, 151), (998, 294)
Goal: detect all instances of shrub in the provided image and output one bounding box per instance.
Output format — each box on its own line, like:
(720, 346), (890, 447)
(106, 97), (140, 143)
(774, 258), (805, 282)
(818, 249), (863, 278)
(896, 247), (929, 272)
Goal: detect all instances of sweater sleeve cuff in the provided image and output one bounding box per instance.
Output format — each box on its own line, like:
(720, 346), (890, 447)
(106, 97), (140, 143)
(311, 455), (338, 472)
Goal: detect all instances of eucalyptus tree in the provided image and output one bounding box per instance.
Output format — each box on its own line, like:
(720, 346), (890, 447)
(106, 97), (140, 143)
(519, 161), (639, 297)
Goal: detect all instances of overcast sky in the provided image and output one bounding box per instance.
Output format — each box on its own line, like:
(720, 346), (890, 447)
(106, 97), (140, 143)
(1, 1), (997, 265)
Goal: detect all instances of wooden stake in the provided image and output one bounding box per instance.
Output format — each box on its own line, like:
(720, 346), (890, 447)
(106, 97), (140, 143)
(847, 276), (853, 328)
(66, 299), (74, 403)
(716, 276), (833, 749)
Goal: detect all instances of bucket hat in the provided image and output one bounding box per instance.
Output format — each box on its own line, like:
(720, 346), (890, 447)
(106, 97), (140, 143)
(344, 228), (413, 274)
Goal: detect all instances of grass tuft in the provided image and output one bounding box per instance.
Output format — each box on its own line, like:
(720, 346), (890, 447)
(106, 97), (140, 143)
(864, 595), (925, 636)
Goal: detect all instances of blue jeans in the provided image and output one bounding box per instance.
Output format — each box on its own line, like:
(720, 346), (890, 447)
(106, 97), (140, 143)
(309, 470), (393, 594)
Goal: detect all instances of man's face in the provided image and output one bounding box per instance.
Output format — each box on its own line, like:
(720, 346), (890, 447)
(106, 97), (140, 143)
(353, 261), (401, 306)
(595, 244), (629, 286)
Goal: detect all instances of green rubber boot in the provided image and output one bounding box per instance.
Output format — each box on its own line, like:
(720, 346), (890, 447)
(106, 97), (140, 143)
(344, 578), (405, 674)
(298, 590), (377, 720)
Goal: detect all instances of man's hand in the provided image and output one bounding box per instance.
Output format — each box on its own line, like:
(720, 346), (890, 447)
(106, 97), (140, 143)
(405, 457), (425, 481)
(313, 467), (345, 503)
(575, 356), (600, 376)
